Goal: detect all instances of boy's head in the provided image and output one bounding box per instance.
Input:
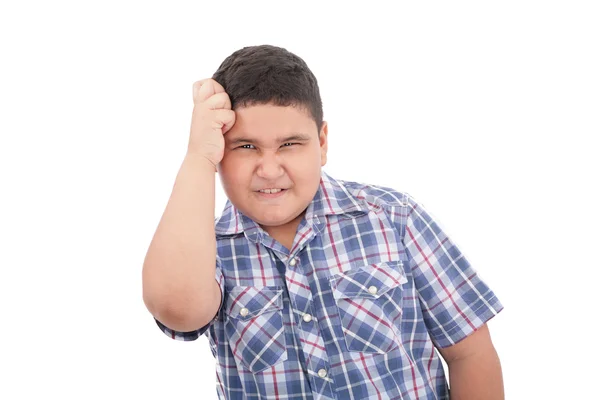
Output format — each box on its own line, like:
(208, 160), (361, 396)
(213, 45), (328, 232)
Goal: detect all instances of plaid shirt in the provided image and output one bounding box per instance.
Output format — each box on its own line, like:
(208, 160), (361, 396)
(155, 171), (503, 399)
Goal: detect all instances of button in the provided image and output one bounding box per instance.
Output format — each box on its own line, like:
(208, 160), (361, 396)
(239, 307), (249, 317)
(289, 258), (297, 266)
(318, 368), (328, 378)
(303, 313), (312, 323)
(368, 286), (378, 295)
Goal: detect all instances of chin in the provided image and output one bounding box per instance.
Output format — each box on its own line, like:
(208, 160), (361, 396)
(255, 214), (290, 227)
(253, 209), (301, 227)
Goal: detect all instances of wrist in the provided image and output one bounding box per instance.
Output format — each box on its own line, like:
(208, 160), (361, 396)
(184, 151), (218, 172)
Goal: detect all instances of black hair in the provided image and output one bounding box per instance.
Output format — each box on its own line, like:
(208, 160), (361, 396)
(212, 45), (323, 132)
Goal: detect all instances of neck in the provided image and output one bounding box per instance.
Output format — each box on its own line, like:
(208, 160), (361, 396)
(261, 211), (306, 251)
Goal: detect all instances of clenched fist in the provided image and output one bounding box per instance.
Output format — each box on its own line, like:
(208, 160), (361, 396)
(188, 79), (236, 168)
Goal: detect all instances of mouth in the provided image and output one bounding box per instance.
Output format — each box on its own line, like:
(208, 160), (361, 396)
(255, 188), (288, 198)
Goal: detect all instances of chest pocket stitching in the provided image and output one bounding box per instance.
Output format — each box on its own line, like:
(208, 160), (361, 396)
(224, 286), (288, 373)
(225, 286), (284, 320)
(330, 261), (408, 299)
(329, 261), (407, 354)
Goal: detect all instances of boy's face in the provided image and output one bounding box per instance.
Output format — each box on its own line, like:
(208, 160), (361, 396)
(217, 104), (328, 229)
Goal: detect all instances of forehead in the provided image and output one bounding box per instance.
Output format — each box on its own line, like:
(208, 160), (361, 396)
(228, 104), (316, 140)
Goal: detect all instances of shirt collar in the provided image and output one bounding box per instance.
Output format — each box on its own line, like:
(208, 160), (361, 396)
(214, 170), (369, 237)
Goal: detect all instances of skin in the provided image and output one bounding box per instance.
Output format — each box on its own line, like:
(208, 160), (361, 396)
(438, 323), (504, 399)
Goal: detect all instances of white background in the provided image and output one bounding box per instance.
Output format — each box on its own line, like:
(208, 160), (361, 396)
(1, 1), (598, 398)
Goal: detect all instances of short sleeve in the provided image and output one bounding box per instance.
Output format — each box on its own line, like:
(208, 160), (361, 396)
(154, 257), (225, 341)
(402, 193), (503, 348)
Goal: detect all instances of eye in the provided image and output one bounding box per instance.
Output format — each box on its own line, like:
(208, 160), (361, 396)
(281, 143), (298, 148)
(239, 144), (255, 149)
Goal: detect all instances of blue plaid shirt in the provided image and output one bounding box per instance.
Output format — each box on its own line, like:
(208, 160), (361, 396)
(155, 171), (503, 399)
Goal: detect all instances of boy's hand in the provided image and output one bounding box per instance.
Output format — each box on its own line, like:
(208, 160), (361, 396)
(187, 79), (236, 168)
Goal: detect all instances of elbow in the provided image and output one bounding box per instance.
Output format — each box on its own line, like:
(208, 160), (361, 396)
(142, 266), (221, 332)
(143, 288), (218, 332)
(154, 306), (214, 332)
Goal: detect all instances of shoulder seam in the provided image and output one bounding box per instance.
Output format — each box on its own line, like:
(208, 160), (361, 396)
(345, 182), (410, 210)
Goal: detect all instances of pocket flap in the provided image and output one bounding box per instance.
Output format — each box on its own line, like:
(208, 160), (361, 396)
(225, 286), (283, 321)
(330, 261), (408, 300)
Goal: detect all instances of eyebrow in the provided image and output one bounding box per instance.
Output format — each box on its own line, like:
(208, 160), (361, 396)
(228, 133), (312, 146)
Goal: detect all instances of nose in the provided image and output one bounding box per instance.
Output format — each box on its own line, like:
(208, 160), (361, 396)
(256, 152), (284, 180)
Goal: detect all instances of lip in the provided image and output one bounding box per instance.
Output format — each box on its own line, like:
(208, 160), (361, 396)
(255, 189), (288, 199)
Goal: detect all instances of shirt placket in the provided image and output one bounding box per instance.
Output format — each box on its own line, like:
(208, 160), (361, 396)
(284, 219), (337, 399)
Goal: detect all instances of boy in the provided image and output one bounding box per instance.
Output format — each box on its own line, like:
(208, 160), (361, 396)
(142, 45), (504, 399)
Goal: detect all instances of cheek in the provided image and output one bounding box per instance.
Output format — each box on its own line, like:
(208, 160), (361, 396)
(223, 151), (247, 169)
(290, 148), (320, 167)
(289, 158), (322, 188)
(220, 157), (252, 187)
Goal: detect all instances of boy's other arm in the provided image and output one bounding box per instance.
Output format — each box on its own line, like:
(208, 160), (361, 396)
(437, 323), (504, 400)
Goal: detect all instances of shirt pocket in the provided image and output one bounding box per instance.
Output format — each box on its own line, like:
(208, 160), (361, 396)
(330, 261), (408, 354)
(224, 286), (288, 373)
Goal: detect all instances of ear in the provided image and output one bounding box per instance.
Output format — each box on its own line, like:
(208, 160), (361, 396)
(319, 121), (328, 167)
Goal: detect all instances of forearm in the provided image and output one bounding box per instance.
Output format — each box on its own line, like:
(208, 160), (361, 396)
(142, 153), (218, 323)
(448, 348), (504, 400)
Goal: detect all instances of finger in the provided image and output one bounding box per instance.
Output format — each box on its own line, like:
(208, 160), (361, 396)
(193, 79), (214, 104)
(193, 79), (226, 104)
(212, 109), (236, 134)
(192, 79), (209, 102)
(203, 92), (232, 110)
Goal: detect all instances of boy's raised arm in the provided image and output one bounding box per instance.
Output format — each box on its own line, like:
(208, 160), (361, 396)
(142, 79), (235, 332)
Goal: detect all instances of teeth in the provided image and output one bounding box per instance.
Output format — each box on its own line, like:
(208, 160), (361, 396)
(259, 188), (282, 194)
